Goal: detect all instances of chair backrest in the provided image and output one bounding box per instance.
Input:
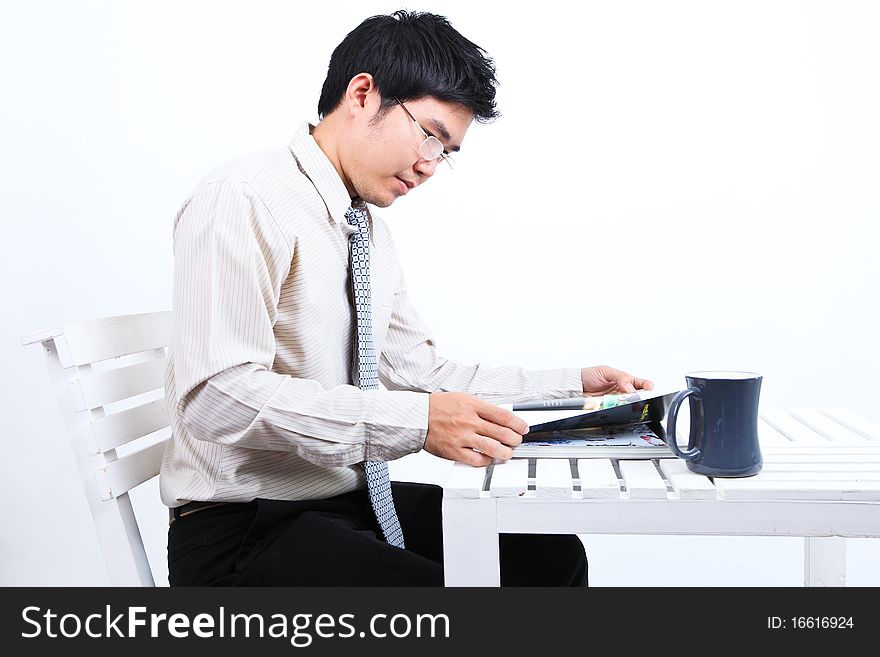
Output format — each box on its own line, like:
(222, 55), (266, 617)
(22, 311), (172, 586)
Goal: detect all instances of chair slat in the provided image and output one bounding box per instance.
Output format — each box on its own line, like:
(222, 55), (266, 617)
(72, 356), (167, 411)
(54, 312), (171, 367)
(86, 397), (169, 453)
(96, 439), (169, 501)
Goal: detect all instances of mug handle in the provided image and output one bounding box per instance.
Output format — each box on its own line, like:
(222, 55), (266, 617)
(666, 386), (701, 462)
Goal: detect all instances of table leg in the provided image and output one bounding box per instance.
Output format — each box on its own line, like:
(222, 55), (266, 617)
(804, 537), (846, 586)
(442, 497), (500, 586)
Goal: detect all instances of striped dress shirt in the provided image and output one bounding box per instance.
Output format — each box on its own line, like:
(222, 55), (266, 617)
(159, 122), (583, 507)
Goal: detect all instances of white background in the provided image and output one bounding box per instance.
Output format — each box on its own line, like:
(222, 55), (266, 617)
(2, 0), (878, 586)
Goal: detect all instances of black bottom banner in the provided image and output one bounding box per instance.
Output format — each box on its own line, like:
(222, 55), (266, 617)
(1, 586), (873, 655)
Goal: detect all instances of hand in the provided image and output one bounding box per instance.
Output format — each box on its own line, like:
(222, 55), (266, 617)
(581, 365), (654, 395)
(424, 392), (529, 467)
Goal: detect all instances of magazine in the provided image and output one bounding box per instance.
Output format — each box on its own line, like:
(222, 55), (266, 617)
(506, 389), (680, 434)
(503, 389), (681, 459)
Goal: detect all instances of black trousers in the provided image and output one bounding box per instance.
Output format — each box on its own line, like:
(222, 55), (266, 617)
(168, 482), (587, 586)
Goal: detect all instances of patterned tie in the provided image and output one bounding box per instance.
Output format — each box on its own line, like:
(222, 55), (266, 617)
(346, 203), (405, 549)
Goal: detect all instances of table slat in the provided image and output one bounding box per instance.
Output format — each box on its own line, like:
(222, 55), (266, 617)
(535, 459), (574, 498)
(732, 470), (880, 482)
(790, 408), (870, 444)
(760, 461), (880, 473)
(658, 459), (718, 499)
(716, 479), (880, 501)
(761, 409), (829, 444)
(575, 459), (620, 498)
(761, 445), (880, 454)
(444, 463), (487, 499)
(820, 407), (880, 441)
(762, 453), (880, 464)
(619, 460), (667, 498)
(758, 418), (792, 445)
(489, 459), (529, 498)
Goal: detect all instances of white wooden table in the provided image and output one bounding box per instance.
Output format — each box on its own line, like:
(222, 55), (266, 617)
(441, 407), (880, 586)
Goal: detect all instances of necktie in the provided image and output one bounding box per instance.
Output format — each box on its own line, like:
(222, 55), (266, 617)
(346, 204), (405, 549)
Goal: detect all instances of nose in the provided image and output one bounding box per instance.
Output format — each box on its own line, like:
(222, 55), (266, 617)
(413, 156), (439, 180)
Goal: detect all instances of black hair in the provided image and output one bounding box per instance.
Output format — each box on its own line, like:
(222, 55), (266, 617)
(317, 10), (499, 123)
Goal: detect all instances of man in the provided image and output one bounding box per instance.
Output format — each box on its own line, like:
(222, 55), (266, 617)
(162, 10), (653, 586)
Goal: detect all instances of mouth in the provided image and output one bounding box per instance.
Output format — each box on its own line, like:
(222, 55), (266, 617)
(395, 177), (415, 195)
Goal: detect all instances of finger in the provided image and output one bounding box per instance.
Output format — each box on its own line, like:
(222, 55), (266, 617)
(476, 402), (529, 435)
(609, 370), (642, 393)
(633, 377), (654, 390)
(460, 447), (494, 467)
(472, 433), (515, 461)
(476, 419), (524, 447)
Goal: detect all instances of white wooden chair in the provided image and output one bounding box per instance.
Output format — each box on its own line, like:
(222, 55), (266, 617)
(22, 312), (172, 586)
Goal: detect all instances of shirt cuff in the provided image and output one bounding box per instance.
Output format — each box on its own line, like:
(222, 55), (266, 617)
(364, 390), (429, 461)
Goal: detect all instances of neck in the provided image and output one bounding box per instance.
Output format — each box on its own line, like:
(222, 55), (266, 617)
(311, 117), (357, 198)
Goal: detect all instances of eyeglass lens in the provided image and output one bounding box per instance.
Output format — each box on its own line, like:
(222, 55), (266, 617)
(419, 136), (444, 161)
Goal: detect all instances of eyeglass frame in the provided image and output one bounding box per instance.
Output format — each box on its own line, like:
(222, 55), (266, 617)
(394, 97), (455, 169)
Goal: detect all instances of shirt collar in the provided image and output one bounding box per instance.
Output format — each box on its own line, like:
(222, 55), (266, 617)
(288, 122), (362, 234)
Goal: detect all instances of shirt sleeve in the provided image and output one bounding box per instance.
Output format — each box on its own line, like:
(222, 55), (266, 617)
(170, 178), (428, 468)
(378, 285), (584, 404)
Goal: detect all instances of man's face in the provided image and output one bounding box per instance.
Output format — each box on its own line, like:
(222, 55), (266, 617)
(344, 94), (473, 208)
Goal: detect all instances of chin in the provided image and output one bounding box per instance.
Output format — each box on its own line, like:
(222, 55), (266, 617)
(359, 190), (396, 209)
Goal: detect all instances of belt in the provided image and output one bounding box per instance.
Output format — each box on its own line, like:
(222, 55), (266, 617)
(168, 501), (232, 526)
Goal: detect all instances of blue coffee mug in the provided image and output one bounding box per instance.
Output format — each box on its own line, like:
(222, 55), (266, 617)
(666, 371), (763, 477)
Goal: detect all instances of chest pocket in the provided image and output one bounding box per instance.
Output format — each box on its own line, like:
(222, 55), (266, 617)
(371, 303), (393, 359)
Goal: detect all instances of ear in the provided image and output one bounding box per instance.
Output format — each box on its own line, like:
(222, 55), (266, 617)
(344, 73), (378, 116)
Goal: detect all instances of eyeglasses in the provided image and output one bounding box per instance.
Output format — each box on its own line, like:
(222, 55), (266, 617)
(395, 97), (455, 169)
